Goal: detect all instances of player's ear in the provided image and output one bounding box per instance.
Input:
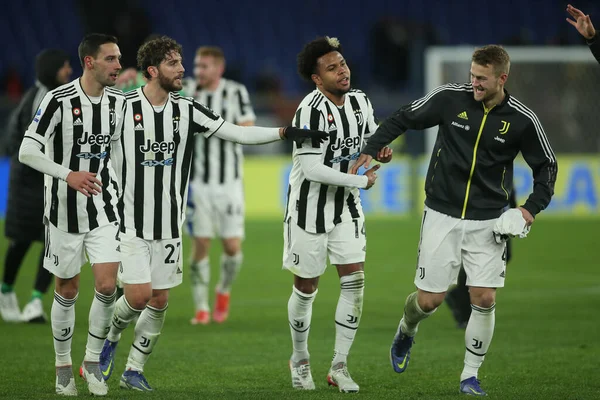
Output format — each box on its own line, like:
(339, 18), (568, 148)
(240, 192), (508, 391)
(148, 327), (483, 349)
(498, 72), (508, 85)
(311, 73), (321, 86)
(148, 66), (158, 79)
(84, 56), (93, 69)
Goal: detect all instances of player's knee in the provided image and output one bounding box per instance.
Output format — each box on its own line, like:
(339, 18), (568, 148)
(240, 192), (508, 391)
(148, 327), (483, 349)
(55, 278), (79, 299)
(149, 291), (169, 309)
(294, 280), (318, 295)
(95, 282), (117, 296)
(417, 292), (445, 312)
(222, 239), (241, 256)
(471, 291), (496, 309)
(127, 293), (152, 310)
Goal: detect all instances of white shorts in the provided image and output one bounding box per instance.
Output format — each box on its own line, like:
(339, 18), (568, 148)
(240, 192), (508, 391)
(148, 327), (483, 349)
(118, 231), (183, 290)
(282, 217), (366, 279)
(44, 222), (121, 279)
(415, 206), (507, 292)
(187, 182), (245, 239)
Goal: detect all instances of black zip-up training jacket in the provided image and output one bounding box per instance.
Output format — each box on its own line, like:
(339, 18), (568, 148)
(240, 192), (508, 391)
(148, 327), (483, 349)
(587, 31), (600, 64)
(363, 83), (557, 220)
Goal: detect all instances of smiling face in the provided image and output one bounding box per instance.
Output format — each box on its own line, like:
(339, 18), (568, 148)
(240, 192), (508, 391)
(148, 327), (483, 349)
(312, 51), (351, 97)
(470, 62), (507, 105)
(85, 42), (122, 87)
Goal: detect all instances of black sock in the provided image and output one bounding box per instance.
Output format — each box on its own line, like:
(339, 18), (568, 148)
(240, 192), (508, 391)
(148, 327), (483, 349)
(2, 240), (32, 287)
(34, 250), (53, 294)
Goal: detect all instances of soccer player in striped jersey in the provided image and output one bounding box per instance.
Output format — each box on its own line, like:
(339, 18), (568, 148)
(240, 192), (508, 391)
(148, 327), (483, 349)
(186, 47), (256, 325)
(99, 36), (327, 391)
(283, 37), (392, 393)
(19, 33), (126, 396)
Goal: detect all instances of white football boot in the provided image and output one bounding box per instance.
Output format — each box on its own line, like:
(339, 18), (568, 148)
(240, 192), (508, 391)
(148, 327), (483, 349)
(289, 358), (316, 390)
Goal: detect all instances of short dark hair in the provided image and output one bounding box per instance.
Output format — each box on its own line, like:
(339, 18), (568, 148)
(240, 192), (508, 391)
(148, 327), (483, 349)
(137, 36), (183, 79)
(472, 45), (510, 76)
(78, 33), (118, 68)
(297, 36), (343, 81)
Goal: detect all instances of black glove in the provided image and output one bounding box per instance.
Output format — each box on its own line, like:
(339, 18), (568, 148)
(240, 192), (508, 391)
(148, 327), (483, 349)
(282, 126), (329, 145)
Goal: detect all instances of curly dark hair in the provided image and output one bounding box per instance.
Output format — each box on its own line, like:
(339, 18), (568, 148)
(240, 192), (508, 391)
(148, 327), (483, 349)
(137, 36), (183, 79)
(297, 36), (343, 81)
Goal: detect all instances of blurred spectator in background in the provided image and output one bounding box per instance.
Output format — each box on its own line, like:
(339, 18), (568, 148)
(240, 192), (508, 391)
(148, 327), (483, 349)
(0, 49), (72, 323)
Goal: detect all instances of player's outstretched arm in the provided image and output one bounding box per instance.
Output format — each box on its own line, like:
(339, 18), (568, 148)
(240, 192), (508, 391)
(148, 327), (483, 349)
(297, 152), (380, 189)
(210, 120), (329, 145)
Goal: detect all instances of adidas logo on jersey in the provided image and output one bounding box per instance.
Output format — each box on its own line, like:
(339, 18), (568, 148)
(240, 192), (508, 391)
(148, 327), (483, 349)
(457, 111), (468, 120)
(134, 123), (144, 131)
(73, 118), (83, 126)
(499, 270), (506, 278)
(176, 266), (182, 274)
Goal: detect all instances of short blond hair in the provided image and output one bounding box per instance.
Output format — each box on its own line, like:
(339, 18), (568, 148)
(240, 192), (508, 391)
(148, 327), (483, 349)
(472, 45), (510, 76)
(195, 46), (225, 63)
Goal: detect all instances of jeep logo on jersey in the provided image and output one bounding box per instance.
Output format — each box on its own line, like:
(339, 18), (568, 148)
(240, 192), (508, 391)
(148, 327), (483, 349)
(139, 139), (176, 154)
(330, 136), (360, 151)
(76, 132), (111, 146)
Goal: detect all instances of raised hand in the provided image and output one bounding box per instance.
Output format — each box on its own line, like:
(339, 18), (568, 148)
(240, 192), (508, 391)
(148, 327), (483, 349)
(566, 4), (596, 40)
(66, 171), (103, 197)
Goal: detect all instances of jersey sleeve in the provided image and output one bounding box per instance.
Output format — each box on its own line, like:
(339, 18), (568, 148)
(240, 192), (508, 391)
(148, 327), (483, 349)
(292, 105), (326, 155)
(23, 92), (62, 147)
(191, 100), (226, 137)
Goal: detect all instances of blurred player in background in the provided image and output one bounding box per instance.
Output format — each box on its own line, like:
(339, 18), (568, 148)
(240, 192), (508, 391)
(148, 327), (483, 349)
(284, 36), (389, 393)
(1, 49), (72, 324)
(99, 36), (328, 391)
(186, 47), (255, 325)
(566, 4), (600, 63)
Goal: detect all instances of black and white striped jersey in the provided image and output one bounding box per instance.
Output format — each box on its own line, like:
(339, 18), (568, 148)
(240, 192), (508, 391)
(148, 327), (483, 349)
(23, 78), (126, 233)
(112, 88), (225, 240)
(284, 88), (379, 234)
(185, 78), (256, 185)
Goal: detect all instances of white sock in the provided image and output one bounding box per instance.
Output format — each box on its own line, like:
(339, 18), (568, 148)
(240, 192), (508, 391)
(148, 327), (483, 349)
(126, 304), (167, 372)
(288, 286), (317, 363)
(332, 271), (365, 366)
(190, 258), (210, 311)
(85, 289), (117, 362)
(216, 252), (243, 294)
(51, 291), (78, 366)
(107, 296), (143, 343)
(461, 304), (496, 381)
(398, 291), (435, 337)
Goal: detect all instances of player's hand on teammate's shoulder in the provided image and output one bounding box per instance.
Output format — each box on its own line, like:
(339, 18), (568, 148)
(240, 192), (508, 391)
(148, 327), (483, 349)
(66, 171), (103, 197)
(376, 146), (393, 163)
(281, 126), (330, 144)
(363, 164), (380, 189)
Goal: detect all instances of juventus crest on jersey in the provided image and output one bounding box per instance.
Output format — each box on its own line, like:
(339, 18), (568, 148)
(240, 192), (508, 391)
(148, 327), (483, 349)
(112, 88), (225, 240)
(186, 78), (256, 186)
(23, 79), (126, 233)
(284, 88), (378, 234)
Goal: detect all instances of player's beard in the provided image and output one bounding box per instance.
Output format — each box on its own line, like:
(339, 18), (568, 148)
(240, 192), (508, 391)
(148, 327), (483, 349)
(158, 72), (182, 92)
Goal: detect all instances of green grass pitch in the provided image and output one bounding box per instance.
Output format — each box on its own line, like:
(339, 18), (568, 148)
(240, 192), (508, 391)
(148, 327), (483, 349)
(0, 217), (598, 399)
